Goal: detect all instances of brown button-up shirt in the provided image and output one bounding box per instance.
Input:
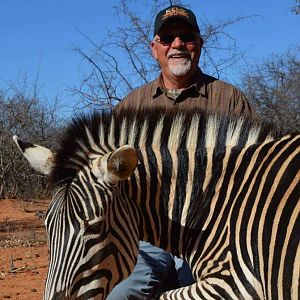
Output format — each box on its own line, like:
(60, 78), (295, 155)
(117, 70), (254, 117)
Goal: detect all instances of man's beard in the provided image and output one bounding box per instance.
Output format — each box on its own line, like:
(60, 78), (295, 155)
(167, 49), (192, 76)
(169, 60), (192, 76)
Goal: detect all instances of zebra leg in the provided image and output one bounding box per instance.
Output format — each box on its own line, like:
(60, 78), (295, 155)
(159, 278), (255, 300)
(159, 282), (204, 300)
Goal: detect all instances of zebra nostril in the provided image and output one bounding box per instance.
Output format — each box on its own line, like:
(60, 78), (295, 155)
(51, 291), (68, 300)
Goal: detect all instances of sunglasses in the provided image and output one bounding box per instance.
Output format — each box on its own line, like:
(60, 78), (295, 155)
(155, 33), (198, 46)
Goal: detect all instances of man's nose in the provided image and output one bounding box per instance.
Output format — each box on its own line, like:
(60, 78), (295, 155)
(171, 36), (185, 48)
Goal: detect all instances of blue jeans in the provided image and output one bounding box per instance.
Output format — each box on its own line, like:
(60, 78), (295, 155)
(107, 241), (195, 300)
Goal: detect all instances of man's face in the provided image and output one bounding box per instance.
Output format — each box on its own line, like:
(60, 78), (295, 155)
(151, 20), (202, 79)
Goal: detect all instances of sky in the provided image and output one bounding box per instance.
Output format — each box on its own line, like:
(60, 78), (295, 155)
(1, 0), (299, 115)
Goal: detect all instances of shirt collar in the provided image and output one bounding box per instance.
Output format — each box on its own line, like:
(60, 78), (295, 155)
(152, 68), (207, 99)
(152, 73), (164, 98)
(194, 69), (207, 97)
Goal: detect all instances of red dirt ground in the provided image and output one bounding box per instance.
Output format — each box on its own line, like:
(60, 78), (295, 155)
(0, 199), (49, 300)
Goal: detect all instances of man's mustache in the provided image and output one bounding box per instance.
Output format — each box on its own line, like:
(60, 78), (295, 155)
(167, 49), (191, 59)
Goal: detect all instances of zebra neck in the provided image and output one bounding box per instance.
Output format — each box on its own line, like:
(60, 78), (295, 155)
(126, 143), (240, 257)
(129, 135), (274, 260)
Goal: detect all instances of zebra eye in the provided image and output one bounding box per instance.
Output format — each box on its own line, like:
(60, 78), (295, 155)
(83, 220), (104, 236)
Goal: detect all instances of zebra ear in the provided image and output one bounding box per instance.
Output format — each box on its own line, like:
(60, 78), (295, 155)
(107, 145), (138, 181)
(13, 135), (54, 175)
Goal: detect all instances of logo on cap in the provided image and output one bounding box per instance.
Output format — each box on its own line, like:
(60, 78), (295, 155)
(162, 7), (189, 20)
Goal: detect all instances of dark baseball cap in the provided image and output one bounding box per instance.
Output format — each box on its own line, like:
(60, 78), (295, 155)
(154, 5), (200, 37)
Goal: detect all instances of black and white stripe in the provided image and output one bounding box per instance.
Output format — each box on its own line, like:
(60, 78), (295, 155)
(41, 107), (299, 300)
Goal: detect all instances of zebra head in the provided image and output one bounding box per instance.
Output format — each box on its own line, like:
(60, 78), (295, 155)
(13, 135), (140, 300)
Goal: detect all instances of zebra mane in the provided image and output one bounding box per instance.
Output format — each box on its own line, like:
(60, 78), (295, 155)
(50, 107), (277, 186)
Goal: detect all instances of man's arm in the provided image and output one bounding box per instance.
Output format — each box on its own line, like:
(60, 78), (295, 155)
(231, 87), (256, 118)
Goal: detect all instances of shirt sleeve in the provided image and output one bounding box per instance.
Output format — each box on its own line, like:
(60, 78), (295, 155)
(231, 88), (257, 118)
(114, 91), (136, 112)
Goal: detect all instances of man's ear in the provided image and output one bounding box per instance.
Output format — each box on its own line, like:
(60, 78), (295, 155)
(107, 145), (138, 181)
(150, 40), (158, 60)
(198, 35), (204, 48)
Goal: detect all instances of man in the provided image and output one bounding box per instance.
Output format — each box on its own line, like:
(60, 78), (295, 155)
(117, 5), (254, 116)
(109, 4), (255, 300)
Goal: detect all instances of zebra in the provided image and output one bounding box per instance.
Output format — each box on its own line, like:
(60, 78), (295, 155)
(13, 107), (299, 300)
